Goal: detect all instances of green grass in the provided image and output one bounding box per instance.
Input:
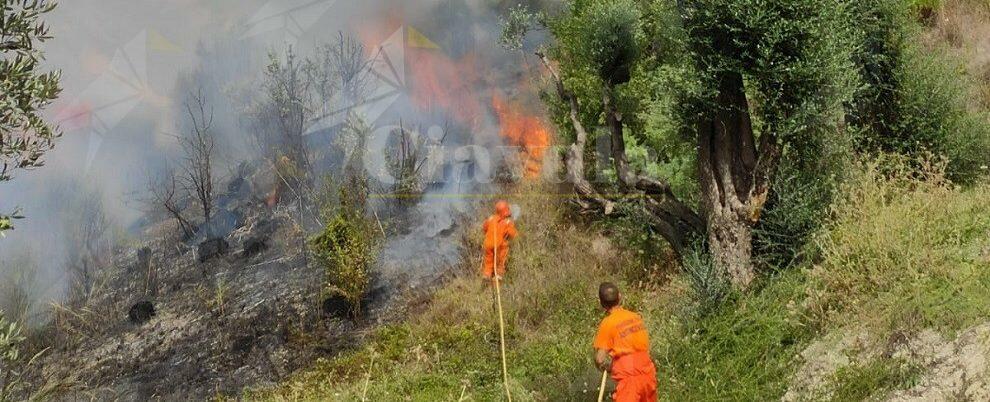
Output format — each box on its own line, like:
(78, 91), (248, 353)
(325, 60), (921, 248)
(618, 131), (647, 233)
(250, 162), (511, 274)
(656, 271), (814, 401)
(809, 158), (990, 336)
(248, 159), (990, 401)
(829, 358), (921, 402)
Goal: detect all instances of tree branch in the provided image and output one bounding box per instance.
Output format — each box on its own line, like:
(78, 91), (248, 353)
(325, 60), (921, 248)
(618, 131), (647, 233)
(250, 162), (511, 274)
(539, 51), (703, 255)
(536, 51), (615, 214)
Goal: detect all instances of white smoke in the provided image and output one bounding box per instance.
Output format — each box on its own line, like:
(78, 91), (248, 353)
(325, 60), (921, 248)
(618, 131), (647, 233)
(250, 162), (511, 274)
(0, 0), (546, 317)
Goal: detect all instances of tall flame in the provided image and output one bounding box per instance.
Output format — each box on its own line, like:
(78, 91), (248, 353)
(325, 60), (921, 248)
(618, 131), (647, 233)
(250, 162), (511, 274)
(356, 18), (550, 178)
(408, 49), (483, 128)
(491, 93), (550, 178)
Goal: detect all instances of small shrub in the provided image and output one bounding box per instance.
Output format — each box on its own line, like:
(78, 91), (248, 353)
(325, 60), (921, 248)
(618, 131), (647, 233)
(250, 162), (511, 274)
(682, 242), (730, 314)
(754, 158), (841, 271)
(1, 312), (55, 401)
(850, 15), (990, 183)
(1, 312), (26, 400)
(308, 213), (374, 318)
(892, 44), (990, 182)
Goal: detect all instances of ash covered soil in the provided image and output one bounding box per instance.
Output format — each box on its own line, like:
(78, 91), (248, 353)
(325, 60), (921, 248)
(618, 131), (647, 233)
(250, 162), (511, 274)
(30, 168), (479, 401)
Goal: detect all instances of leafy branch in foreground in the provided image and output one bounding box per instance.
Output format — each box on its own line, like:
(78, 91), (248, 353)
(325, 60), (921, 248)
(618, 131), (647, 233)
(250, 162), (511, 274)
(1, 0), (62, 234)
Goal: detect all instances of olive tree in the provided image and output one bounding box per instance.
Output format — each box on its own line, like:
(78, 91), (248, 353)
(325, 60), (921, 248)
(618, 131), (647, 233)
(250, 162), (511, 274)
(520, 0), (855, 289)
(1, 0), (62, 232)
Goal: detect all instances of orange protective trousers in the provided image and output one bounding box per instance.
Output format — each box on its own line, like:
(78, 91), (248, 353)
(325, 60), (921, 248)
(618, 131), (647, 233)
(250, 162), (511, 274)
(482, 246), (510, 278)
(610, 351), (658, 402)
(481, 214), (517, 278)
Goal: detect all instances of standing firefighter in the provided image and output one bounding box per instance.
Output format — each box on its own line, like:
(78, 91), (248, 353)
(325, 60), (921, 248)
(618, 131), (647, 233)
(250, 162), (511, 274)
(482, 200), (518, 280)
(593, 282), (658, 402)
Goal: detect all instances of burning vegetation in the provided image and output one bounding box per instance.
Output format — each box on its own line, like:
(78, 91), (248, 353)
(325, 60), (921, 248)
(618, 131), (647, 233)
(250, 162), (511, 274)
(0, 1), (557, 399)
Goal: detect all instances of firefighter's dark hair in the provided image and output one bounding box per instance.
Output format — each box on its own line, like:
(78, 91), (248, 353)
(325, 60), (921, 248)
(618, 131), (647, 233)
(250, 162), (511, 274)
(598, 282), (620, 309)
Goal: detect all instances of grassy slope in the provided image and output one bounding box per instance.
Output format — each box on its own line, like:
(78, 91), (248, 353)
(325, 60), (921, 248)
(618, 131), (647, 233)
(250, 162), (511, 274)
(247, 182), (662, 401)
(249, 4), (990, 399)
(248, 160), (990, 401)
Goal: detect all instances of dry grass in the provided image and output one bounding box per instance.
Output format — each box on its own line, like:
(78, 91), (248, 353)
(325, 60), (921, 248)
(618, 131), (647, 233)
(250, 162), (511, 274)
(926, 0), (990, 110)
(246, 180), (647, 401)
(810, 156), (990, 334)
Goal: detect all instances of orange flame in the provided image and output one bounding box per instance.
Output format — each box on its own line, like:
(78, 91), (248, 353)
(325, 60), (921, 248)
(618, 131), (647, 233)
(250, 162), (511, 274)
(491, 93), (550, 178)
(354, 17), (550, 178)
(408, 50), (483, 128)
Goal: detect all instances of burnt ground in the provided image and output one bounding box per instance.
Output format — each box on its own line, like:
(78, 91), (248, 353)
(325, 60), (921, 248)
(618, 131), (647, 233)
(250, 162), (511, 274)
(27, 191), (477, 401)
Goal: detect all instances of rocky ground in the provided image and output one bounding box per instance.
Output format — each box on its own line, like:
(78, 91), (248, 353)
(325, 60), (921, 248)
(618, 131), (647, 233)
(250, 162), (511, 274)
(784, 323), (990, 401)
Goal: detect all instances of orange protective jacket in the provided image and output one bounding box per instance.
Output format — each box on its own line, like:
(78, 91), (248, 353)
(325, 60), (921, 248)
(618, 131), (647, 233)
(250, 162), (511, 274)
(481, 214), (517, 278)
(594, 307), (658, 402)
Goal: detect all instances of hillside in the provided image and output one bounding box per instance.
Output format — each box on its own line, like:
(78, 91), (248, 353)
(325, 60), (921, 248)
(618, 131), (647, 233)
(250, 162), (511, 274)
(249, 1), (990, 401)
(4, 0), (990, 401)
(248, 160), (990, 401)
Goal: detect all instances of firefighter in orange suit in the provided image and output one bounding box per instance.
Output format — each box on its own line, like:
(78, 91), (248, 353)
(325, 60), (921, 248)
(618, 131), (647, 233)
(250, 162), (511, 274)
(481, 200), (518, 279)
(594, 282), (658, 402)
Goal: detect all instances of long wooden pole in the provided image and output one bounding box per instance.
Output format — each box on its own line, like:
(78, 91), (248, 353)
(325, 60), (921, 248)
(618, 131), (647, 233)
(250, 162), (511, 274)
(597, 370), (608, 402)
(494, 243), (513, 402)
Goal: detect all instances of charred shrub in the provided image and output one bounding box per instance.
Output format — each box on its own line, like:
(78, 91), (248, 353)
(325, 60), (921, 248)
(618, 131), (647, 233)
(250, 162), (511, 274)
(128, 301), (156, 324)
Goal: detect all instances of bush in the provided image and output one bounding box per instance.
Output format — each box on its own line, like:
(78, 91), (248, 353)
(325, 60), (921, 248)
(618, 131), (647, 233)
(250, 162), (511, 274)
(890, 43), (990, 182)
(753, 157), (842, 271)
(308, 213), (374, 318)
(681, 242), (729, 314)
(810, 156), (990, 332)
(1, 312), (26, 401)
(847, 0), (990, 183)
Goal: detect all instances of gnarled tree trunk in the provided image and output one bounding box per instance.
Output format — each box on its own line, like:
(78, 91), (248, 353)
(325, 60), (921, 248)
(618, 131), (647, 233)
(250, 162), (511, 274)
(696, 72), (775, 289)
(538, 52), (777, 290)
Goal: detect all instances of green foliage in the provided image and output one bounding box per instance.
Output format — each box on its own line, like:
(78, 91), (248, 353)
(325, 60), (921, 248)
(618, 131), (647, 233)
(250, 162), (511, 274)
(0, 312), (26, 401)
(1, 0), (62, 234)
(308, 212), (374, 317)
(0, 311), (44, 402)
(681, 241), (729, 314)
(543, 0), (650, 146)
(0, 210), (20, 234)
(0, 312), (25, 366)
(845, 0), (990, 183)
(498, 4), (541, 51)
(308, 177), (375, 317)
(753, 150), (845, 270)
(545, 0), (859, 273)
(844, 0), (905, 137)
(828, 358), (920, 402)
(0, 311), (58, 402)
(568, 0), (640, 86)
(0, 0), (62, 182)
(888, 44), (990, 182)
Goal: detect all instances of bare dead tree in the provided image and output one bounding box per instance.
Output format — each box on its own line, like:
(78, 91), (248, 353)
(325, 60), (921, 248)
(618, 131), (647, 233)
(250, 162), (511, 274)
(179, 89), (217, 237)
(308, 32), (374, 121)
(63, 190), (110, 300)
(255, 48), (312, 172)
(148, 168), (195, 239)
